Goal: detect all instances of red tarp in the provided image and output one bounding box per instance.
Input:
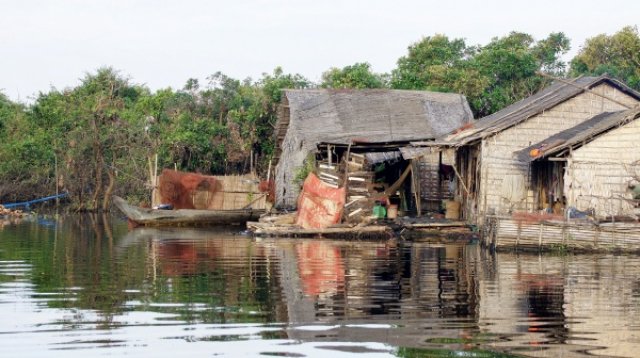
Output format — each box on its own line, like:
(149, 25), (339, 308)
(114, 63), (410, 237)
(158, 169), (218, 209)
(295, 173), (346, 229)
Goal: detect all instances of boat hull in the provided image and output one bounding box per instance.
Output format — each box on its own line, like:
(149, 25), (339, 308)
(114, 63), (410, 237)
(113, 196), (264, 226)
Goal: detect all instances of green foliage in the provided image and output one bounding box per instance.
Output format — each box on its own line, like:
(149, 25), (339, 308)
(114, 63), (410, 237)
(293, 154), (316, 185)
(391, 32), (571, 117)
(391, 34), (469, 91)
(260, 66), (310, 103)
(321, 62), (386, 89)
(570, 26), (640, 90)
(0, 92), (55, 201)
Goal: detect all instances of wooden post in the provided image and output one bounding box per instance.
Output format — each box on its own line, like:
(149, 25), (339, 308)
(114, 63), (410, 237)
(250, 149), (254, 174)
(494, 217), (500, 250)
(341, 141), (352, 223)
(438, 151), (443, 203)
(412, 160), (421, 217)
(538, 223), (543, 251)
(149, 154), (159, 207)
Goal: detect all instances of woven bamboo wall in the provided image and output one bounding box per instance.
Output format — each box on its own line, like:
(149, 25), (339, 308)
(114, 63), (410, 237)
(479, 84), (639, 219)
(565, 118), (640, 217)
(417, 148), (455, 201)
(207, 174), (268, 210)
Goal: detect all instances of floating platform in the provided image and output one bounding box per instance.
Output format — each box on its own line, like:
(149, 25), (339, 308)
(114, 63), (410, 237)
(400, 219), (473, 234)
(485, 215), (640, 253)
(247, 221), (393, 239)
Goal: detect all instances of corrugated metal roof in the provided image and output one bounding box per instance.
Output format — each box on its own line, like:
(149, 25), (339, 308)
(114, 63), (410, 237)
(443, 75), (640, 147)
(364, 151), (402, 165)
(515, 107), (640, 162)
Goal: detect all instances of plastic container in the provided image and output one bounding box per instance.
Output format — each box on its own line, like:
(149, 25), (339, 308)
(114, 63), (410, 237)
(387, 204), (398, 219)
(372, 202), (387, 219)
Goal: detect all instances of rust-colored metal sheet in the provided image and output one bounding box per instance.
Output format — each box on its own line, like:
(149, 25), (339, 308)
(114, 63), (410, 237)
(295, 173), (345, 229)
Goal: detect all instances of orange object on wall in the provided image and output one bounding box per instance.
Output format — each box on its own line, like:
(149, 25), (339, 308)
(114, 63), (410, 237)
(529, 148), (542, 158)
(295, 173), (346, 229)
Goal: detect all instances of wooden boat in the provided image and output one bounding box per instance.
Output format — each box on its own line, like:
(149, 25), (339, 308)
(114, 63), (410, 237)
(113, 196), (264, 226)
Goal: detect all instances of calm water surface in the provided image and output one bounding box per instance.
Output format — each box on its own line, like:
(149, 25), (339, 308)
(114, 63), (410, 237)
(1, 215), (640, 357)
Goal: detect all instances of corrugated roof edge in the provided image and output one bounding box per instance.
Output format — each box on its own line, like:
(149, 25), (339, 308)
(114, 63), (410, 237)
(515, 106), (640, 162)
(440, 75), (640, 147)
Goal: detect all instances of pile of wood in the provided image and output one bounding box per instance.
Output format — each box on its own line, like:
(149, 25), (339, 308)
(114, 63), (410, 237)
(317, 153), (377, 223)
(0, 205), (25, 217)
(317, 161), (340, 188)
(343, 153), (379, 223)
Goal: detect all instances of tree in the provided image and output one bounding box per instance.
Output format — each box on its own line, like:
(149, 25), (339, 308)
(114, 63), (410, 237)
(391, 34), (469, 91)
(256, 67), (311, 166)
(321, 62), (386, 89)
(0, 93), (49, 202)
(25, 67), (150, 210)
(570, 26), (640, 90)
(147, 67), (310, 176)
(391, 32), (571, 117)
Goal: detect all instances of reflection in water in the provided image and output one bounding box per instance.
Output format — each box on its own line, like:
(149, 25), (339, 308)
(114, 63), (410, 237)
(296, 241), (345, 298)
(1, 216), (640, 357)
(516, 273), (567, 343)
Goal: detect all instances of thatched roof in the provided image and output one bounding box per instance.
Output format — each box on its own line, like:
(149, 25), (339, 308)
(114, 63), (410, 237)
(515, 107), (640, 162)
(274, 89), (474, 208)
(442, 75), (640, 147)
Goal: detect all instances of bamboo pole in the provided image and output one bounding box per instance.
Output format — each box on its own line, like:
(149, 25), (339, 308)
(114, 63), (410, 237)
(341, 141), (352, 223)
(412, 160), (421, 216)
(452, 161), (470, 197)
(250, 149), (254, 175)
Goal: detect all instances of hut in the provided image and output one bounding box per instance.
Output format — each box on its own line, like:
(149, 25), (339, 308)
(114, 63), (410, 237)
(273, 89), (474, 213)
(438, 75), (640, 225)
(516, 107), (640, 219)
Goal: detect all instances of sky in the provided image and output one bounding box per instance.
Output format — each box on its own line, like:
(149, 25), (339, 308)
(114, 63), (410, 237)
(1, 0), (639, 102)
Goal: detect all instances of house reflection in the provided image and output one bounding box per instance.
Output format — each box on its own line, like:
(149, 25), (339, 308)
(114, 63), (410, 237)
(516, 273), (567, 344)
(285, 239), (479, 324)
(134, 230), (481, 328)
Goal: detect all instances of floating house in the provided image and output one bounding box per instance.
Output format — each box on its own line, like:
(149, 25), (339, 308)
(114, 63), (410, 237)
(439, 76), (640, 225)
(516, 107), (640, 219)
(273, 89), (474, 217)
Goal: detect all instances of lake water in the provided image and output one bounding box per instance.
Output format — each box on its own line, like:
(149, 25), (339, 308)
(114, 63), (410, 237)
(1, 215), (640, 357)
